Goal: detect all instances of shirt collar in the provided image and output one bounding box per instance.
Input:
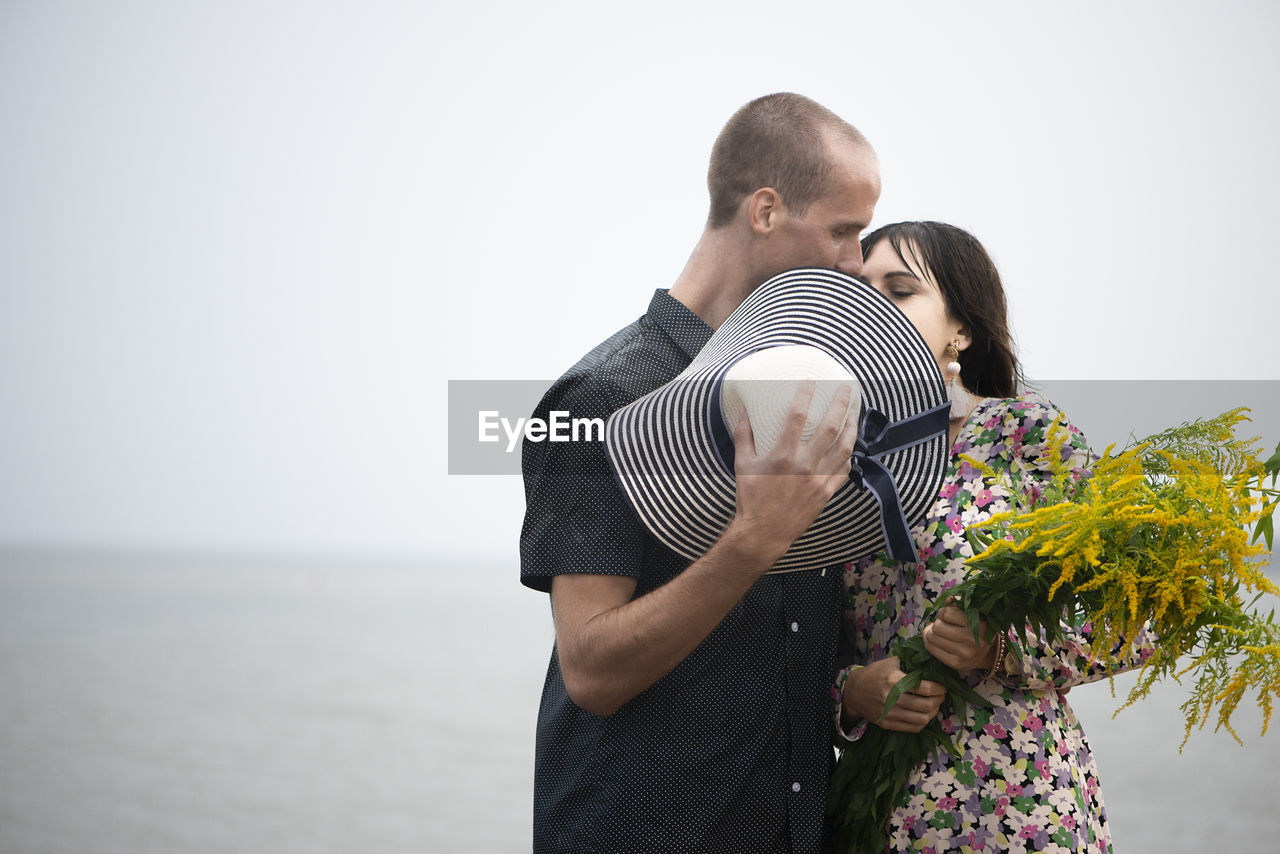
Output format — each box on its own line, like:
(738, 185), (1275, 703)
(647, 289), (713, 362)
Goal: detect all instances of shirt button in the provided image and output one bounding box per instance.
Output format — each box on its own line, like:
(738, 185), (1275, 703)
(791, 782), (801, 793)
(790, 622), (799, 632)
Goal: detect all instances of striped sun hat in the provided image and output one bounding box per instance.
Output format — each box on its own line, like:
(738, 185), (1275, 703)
(604, 267), (951, 572)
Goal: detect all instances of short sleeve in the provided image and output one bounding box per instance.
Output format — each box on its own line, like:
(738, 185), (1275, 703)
(519, 373), (650, 592)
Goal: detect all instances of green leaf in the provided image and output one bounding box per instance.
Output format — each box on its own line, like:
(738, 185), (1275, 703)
(1265, 440), (1280, 478)
(966, 607), (983, 642)
(1252, 513), (1275, 551)
(883, 671), (922, 718)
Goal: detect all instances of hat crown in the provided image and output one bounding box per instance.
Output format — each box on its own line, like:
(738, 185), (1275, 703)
(720, 345), (861, 456)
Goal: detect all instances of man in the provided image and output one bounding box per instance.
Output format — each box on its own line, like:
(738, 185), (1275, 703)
(521, 93), (881, 853)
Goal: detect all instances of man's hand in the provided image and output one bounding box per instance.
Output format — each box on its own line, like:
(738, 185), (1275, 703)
(727, 379), (859, 568)
(922, 605), (996, 672)
(842, 657), (946, 733)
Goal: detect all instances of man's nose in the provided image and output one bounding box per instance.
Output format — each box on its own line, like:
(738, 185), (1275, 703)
(835, 245), (863, 277)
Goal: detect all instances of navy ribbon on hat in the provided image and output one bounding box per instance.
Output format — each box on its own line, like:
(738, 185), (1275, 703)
(849, 402), (951, 563)
(707, 388), (950, 565)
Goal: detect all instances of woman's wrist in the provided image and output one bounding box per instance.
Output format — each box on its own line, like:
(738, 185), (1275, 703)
(982, 631), (1008, 680)
(840, 665), (865, 722)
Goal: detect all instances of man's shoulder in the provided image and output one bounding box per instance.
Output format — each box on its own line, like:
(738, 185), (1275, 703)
(537, 320), (644, 416)
(565, 317), (651, 382)
(520, 314), (666, 593)
(539, 311), (686, 417)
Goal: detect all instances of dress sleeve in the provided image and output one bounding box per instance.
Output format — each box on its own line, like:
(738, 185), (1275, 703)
(831, 662), (869, 745)
(993, 394), (1160, 689)
(831, 553), (904, 744)
(1002, 620), (1159, 691)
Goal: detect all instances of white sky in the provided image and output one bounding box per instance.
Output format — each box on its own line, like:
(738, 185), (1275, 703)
(2, 0), (1279, 564)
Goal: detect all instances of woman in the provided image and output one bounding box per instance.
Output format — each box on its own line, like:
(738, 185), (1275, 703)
(833, 221), (1156, 853)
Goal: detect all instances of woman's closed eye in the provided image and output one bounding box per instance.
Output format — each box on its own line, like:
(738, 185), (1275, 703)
(878, 271), (922, 302)
(876, 283), (916, 301)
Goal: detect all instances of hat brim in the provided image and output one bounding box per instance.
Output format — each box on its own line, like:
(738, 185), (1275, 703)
(605, 268), (949, 571)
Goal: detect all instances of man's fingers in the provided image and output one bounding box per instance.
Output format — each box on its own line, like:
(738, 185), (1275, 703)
(809, 383), (853, 452)
(817, 385), (859, 469)
(775, 379), (818, 447)
(733, 408), (757, 460)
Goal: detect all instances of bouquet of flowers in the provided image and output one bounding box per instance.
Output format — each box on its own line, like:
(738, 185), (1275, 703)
(826, 408), (1280, 854)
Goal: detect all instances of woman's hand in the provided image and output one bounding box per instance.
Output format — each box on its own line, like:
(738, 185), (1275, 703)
(922, 605), (996, 672)
(842, 656), (946, 733)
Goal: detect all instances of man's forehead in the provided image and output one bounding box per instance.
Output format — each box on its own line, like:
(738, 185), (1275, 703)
(824, 149), (881, 197)
(821, 125), (877, 163)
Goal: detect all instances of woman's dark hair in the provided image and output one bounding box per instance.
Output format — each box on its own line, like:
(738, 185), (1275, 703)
(860, 221), (1022, 398)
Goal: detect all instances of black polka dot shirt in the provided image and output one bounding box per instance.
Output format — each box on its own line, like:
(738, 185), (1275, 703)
(521, 289), (843, 853)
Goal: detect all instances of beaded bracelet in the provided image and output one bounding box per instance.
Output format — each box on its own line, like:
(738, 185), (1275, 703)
(983, 630), (1007, 680)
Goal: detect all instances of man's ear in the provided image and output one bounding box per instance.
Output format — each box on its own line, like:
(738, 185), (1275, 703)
(746, 187), (783, 235)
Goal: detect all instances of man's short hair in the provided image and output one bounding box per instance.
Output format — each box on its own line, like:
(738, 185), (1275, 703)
(706, 93), (871, 229)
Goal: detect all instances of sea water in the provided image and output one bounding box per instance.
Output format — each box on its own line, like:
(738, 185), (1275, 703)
(0, 551), (1276, 853)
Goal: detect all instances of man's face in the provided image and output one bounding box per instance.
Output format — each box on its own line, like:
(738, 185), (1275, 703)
(765, 134), (881, 279)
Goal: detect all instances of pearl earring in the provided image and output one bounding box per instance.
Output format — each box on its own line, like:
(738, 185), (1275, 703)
(943, 342), (971, 421)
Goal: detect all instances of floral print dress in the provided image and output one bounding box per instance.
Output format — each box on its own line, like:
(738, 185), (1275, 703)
(833, 393), (1157, 854)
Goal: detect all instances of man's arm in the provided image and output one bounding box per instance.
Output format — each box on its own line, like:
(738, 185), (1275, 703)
(553, 381), (858, 716)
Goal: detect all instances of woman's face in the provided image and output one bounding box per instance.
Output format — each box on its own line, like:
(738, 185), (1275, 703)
(861, 238), (970, 373)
